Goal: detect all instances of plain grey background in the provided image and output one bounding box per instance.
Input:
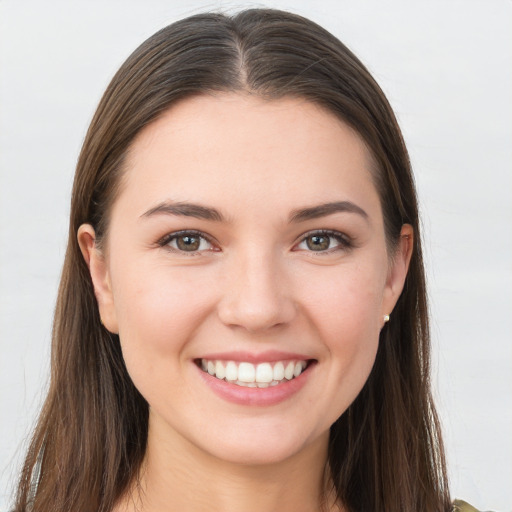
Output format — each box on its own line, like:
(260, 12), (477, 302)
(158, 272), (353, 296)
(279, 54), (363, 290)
(1, 1), (511, 510)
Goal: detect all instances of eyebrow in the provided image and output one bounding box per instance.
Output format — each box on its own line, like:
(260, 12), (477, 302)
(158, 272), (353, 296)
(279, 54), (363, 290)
(140, 199), (368, 224)
(289, 201), (368, 223)
(141, 201), (225, 222)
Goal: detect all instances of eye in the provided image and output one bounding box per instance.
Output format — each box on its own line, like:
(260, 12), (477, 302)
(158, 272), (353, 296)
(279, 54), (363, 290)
(158, 231), (215, 253)
(295, 230), (352, 253)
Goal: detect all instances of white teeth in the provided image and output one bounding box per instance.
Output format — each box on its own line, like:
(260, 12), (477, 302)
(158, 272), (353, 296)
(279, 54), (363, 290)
(273, 362), (285, 381)
(199, 358), (309, 387)
(225, 361), (238, 381)
(238, 362), (256, 383)
(234, 380), (258, 387)
(215, 360), (225, 380)
(255, 363), (273, 383)
(284, 362), (295, 380)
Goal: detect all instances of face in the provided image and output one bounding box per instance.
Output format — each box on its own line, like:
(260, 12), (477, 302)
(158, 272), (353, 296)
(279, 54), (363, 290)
(79, 94), (411, 466)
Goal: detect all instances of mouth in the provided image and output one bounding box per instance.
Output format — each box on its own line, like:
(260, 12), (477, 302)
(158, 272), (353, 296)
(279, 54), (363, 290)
(195, 358), (313, 388)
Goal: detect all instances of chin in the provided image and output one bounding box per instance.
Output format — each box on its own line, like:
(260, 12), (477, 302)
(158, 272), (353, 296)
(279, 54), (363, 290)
(191, 420), (329, 467)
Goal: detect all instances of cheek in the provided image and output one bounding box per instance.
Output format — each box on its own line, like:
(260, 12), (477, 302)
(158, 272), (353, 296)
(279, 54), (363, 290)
(300, 262), (385, 407)
(110, 261), (217, 371)
(111, 265), (221, 416)
(305, 260), (385, 340)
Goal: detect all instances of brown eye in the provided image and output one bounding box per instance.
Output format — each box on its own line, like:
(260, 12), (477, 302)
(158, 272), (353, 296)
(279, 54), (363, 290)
(176, 235), (201, 251)
(295, 230), (351, 254)
(161, 231), (214, 253)
(306, 235), (331, 251)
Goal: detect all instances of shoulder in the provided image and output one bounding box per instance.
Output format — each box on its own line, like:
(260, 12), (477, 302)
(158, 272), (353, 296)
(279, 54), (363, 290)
(453, 499), (496, 512)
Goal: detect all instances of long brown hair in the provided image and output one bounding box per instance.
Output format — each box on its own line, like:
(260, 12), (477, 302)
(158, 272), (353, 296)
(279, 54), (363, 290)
(14, 9), (450, 512)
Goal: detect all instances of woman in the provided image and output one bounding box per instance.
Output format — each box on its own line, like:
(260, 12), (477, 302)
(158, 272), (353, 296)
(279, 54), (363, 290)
(12, 8), (479, 512)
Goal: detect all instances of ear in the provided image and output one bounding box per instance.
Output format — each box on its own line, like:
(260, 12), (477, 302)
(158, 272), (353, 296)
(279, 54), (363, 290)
(381, 224), (414, 327)
(77, 224), (119, 334)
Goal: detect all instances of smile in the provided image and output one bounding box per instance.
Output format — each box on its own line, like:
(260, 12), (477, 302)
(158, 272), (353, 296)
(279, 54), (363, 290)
(198, 359), (309, 388)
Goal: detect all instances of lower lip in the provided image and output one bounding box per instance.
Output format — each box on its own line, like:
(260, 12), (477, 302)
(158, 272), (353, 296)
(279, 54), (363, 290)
(196, 362), (314, 406)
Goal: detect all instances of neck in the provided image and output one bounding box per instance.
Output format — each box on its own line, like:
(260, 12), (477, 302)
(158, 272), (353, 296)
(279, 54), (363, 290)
(115, 414), (340, 512)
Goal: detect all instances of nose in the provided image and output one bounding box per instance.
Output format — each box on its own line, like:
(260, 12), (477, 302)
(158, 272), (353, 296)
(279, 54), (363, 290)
(217, 249), (297, 333)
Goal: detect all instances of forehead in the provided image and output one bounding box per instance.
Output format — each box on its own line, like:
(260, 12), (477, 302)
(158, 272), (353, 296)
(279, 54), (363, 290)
(118, 93), (380, 220)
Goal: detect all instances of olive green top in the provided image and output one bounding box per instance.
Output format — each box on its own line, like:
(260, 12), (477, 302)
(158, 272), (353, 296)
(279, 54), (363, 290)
(453, 499), (486, 512)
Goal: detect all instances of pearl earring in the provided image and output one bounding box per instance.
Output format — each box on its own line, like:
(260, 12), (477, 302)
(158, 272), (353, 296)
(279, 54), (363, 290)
(383, 314), (390, 323)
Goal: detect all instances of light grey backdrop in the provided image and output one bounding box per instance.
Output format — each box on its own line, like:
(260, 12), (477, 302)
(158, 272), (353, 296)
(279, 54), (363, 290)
(1, 1), (511, 511)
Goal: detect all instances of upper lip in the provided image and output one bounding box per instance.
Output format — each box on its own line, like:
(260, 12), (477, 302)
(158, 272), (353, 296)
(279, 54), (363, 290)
(197, 350), (314, 363)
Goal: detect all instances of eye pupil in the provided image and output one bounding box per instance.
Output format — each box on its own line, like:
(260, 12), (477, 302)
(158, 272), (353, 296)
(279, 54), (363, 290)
(306, 235), (330, 251)
(177, 235), (200, 251)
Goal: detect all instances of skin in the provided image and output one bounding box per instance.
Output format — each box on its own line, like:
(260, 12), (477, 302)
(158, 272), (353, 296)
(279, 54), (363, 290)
(78, 94), (413, 512)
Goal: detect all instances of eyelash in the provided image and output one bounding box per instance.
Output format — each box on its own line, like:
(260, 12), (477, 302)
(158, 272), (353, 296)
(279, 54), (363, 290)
(157, 229), (353, 255)
(294, 229), (354, 255)
(157, 230), (217, 255)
